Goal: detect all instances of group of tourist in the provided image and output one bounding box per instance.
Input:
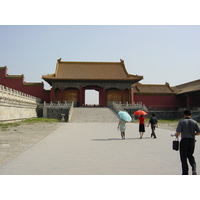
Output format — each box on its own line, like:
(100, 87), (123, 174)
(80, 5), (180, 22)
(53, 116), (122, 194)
(117, 109), (200, 175)
(117, 113), (158, 140)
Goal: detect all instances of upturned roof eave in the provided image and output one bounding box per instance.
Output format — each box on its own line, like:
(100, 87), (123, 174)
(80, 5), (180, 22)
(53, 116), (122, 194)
(42, 77), (143, 81)
(134, 92), (176, 95)
(42, 74), (143, 81)
(176, 89), (200, 95)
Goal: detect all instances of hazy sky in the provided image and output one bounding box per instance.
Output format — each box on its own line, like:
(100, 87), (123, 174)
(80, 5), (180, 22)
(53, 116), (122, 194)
(1, 2), (200, 103)
(1, 25), (199, 89)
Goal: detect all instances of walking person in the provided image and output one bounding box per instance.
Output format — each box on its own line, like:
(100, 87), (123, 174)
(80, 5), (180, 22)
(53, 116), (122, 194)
(147, 113), (158, 139)
(175, 109), (200, 175)
(138, 115), (146, 139)
(117, 118), (126, 140)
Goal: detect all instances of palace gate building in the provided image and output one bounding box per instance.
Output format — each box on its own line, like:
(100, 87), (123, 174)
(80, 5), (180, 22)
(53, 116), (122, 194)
(42, 59), (143, 107)
(1, 59), (200, 110)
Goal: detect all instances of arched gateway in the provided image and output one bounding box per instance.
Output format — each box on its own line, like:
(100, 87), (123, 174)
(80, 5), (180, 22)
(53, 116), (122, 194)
(42, 59), (143, 107)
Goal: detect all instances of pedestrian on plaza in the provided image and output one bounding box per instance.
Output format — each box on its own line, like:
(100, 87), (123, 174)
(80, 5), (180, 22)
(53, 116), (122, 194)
(175, 109), (200, 175)
(138, 115), (146, 139)
(147, 113), (158, 139)
(117, 118), (126, 140)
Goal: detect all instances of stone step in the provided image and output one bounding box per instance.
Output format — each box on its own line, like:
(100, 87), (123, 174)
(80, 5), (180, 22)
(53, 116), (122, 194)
(70, 107), (119, 123)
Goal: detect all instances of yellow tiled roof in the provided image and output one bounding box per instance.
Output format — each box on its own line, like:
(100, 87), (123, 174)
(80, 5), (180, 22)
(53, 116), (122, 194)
(175, 79), (200, 94)
(6, 74), (24, 79)
(42, 59), (143, 82)
(133, 82), (176, 94)
(23, 82), (43, 86)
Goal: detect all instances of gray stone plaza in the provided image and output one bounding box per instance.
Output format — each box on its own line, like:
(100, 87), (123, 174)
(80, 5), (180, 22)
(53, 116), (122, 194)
(1, 120), (200, 175)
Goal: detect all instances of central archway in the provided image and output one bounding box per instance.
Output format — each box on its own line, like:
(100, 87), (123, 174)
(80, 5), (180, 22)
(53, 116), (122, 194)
(82, 85), (103, 107)
(85, 90), (99, 106)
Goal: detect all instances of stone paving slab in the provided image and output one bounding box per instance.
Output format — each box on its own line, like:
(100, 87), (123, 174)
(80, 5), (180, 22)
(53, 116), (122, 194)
(0, 122), (200, 175)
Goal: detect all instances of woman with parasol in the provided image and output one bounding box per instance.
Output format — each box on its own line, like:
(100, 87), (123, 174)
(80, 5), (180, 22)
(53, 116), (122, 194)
(117, 111), (132, 140)
(117, 118), (126, 140)
(133, 110), (147, 139)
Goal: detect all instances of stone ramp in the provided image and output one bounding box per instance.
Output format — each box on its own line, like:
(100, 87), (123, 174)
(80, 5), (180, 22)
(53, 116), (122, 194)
(70, 107), (119, 123)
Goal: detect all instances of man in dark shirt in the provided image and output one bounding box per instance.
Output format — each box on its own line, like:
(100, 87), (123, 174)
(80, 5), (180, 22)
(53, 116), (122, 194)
(147, 113), (158, 139)
(175, 109), (200, 175)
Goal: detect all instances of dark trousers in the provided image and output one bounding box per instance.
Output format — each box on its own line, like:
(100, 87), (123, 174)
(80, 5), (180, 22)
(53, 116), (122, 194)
(180, 138), (196, 175)
(151, 124), (156, 138)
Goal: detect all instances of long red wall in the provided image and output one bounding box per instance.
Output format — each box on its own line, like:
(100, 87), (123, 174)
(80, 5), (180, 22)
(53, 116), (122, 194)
(134, 94), (178, 109)
(0, 67), (50, 102)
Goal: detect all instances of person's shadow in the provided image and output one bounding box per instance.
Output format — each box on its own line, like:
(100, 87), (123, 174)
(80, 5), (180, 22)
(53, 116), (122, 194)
(91, 137), (144, 141)
(91, 138), (120, 141)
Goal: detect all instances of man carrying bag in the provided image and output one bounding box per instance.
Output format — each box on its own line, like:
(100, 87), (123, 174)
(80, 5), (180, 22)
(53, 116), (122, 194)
(175, 109), (200, 175)
(173, 138), (179, 151)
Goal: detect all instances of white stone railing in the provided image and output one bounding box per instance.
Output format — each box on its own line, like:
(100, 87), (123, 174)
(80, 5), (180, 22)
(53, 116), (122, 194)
(68, 101), (74, 122)
(0, 84), (41, 105)
(118, 101), (144, 107)
(42, 101), (72, 107)
(0, 84), (41, 122)
(112, 102), (124, 113)
(112, 101), (148, 112)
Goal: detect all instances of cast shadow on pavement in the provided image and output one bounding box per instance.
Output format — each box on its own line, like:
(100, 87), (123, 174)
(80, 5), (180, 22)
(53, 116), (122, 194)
(91, 137), (152, 141)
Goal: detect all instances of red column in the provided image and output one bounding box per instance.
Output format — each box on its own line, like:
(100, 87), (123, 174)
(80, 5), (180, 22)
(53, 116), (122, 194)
(98, 87), (105, 107)
(121, 88), (124, 104)
(79, 86), (83, 107)
(61, 87), (64, 103)
(130, 87), (134, 104)
(50, 87), (55, 103)
(98, 88), (102, 106)
(101, 86), (106, 107)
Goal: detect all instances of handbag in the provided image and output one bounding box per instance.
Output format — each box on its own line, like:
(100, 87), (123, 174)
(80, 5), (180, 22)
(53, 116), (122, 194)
(172, 138), (179, 151)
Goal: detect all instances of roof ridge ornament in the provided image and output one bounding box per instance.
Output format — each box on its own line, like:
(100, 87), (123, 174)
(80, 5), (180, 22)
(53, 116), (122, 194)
(165, 82), (175, 92)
